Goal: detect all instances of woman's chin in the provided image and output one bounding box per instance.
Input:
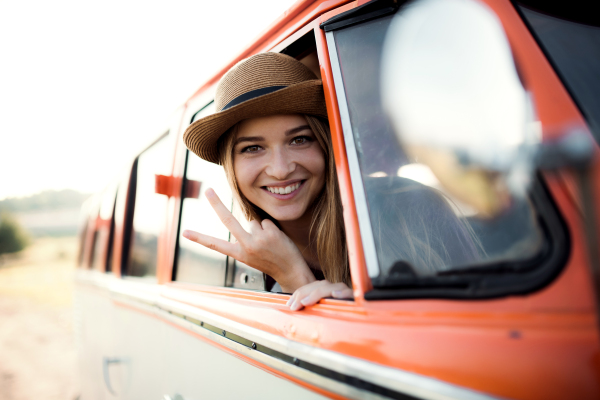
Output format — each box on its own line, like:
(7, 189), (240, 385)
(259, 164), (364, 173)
(263, 206), (307, 222)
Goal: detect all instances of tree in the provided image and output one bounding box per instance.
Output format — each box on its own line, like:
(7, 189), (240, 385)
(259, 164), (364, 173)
(0, 213), (30, 256)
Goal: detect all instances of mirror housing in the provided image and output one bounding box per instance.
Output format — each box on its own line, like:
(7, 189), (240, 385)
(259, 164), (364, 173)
(381, 0), (540, 216)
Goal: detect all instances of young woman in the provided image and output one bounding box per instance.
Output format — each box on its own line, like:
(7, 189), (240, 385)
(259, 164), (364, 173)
(181, 52), (481, 311)
(182, 52), (353, 311)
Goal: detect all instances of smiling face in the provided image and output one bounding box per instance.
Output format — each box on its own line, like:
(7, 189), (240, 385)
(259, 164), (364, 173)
(232, 114), (326, 222)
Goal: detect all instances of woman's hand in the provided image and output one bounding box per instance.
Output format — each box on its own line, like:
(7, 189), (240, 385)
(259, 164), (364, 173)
(286, 280), (353, 311)
(182, 188), (316, 293)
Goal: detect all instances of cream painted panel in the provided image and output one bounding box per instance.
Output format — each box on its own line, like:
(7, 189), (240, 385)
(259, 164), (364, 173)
(75, 276), (115, 400)
(162, 319), (329, 400)
(111, 291), (167, 399)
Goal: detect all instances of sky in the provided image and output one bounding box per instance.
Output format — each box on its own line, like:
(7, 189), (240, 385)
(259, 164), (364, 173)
(0, 0), (298, 200)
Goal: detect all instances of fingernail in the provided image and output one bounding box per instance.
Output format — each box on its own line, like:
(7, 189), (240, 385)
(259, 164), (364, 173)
(205, 188), (214, 197)
(332, 290), (342, 297)
(182, 230), (191, 239)
(300, 297), (311, 306)
(286, 297), (292, 306)
(290, 301), (302, 311)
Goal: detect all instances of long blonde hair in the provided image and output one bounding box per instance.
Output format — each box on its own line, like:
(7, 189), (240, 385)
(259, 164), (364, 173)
(218, 115), (350, 286)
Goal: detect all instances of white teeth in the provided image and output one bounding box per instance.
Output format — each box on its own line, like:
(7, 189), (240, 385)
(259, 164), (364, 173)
(267, 182), (301, 195)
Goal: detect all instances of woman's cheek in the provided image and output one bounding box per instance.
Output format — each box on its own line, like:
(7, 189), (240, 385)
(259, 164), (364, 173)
(305, 147), (326, 190)
(234, 158), (261, 200)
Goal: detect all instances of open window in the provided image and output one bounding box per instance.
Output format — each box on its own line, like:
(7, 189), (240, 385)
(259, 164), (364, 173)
(174, 102), (267, 290)
(173, 29), (325, 292)
(174, 103), (233, 286)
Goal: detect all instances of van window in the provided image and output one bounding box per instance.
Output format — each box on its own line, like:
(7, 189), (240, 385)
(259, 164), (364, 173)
(175, 103), (266, 290)
(325, 6), (565, 298)
(90, 229), (103, 271)
(91, 184), (117, 272)
(175, 104), (232, 285)
(127, 134), (171, 277)
(104, 188), (117, 273)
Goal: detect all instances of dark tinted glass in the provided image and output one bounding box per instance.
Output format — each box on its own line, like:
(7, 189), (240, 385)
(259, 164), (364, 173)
(519, 5), (600, 144)
(333, 15), (544, 282)
(128, 135), (170, 278)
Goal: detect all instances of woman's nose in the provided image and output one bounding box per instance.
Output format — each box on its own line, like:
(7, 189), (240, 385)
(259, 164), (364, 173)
(265, 148), (295, 179)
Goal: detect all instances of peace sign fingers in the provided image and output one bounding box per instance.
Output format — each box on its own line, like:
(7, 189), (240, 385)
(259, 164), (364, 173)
(182, 187), (315, 293)
(182, 229), (239, 259)
(204, 188), (250, 242)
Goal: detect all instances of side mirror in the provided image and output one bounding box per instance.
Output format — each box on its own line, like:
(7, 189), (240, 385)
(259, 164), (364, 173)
(381, 0), (540, 217)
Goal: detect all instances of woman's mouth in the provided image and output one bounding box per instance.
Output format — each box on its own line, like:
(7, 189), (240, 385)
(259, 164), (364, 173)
(262, 181), (304, 199)
(266, 182), (301, 194)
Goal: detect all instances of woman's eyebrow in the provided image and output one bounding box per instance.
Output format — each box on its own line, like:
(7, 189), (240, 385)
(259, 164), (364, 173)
(285, 125), (311, 136)
(234, 136), (264, 146)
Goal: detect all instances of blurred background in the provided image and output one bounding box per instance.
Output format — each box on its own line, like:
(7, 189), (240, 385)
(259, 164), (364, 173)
(0, 0), (296, 398)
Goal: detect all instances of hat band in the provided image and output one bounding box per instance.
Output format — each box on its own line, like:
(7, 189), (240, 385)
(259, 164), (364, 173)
(221, 85), (287, 111)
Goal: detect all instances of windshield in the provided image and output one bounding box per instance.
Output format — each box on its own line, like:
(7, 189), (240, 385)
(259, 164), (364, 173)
(331, 14), (545, 285)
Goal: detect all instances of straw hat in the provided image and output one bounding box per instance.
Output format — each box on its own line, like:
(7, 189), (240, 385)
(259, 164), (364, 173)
(183, 52), (327, 164)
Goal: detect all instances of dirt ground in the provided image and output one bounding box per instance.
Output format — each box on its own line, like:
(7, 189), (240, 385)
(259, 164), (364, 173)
(0, 237), (79, 400)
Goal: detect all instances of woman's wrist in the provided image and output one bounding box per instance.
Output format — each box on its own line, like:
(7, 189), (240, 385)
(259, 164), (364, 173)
(276, 262), (317, 293)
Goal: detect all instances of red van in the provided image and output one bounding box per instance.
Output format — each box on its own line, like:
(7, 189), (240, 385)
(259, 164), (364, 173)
(76, 0), (600, 399)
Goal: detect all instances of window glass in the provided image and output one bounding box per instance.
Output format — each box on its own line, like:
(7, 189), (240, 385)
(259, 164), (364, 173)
(91, 184), (118, 272)
(518, 5), (600, 144)
(176, 103), (266, 290)
(103, 185), (118, 273)
(90, 229), (103, 271)
(176, 104), (232, 286)
(128, 134), (171, 277)
(332, 15), (544, 283)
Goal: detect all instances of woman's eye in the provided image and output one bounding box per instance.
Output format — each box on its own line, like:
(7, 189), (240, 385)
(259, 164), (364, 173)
(291, 136), (310, 145)
(241, 145), (261, 153)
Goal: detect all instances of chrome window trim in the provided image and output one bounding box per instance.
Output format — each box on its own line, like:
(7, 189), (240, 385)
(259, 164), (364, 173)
(325, 30), (381, 278)
(77, 273), (501, 400)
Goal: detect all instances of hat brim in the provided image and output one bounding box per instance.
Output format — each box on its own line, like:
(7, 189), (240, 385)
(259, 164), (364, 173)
(183, 79), (327, 164)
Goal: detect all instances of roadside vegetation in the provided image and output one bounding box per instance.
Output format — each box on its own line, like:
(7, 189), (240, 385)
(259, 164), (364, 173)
(0, 213), (30, 259)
